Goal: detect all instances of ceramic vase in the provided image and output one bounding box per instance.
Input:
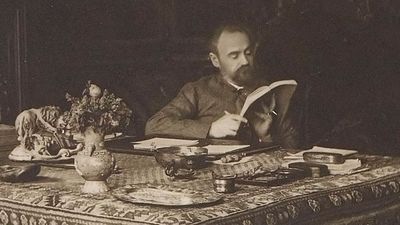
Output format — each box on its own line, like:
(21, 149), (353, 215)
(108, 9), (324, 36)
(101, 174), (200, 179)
(74, 127), (115, 194)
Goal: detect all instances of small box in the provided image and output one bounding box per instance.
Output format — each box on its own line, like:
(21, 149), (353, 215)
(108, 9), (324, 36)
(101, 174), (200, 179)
(288, 162), (330, 178)
(303, 152), (345, 164)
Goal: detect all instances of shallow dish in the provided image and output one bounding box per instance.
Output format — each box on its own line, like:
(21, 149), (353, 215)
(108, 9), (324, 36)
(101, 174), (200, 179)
(154, 146), (208, 177)
(0, 164), (41, 182)
(155, 146), (208, 168)
(113, 184), (222, 206)
(8, 151), (75, 163)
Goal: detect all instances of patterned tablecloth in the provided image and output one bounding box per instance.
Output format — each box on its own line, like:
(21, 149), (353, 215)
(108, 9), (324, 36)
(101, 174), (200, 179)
(1, 149), (400, 225)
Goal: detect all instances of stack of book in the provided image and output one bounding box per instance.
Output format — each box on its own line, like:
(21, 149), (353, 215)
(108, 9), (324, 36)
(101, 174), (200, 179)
(283, 146), (362, 175)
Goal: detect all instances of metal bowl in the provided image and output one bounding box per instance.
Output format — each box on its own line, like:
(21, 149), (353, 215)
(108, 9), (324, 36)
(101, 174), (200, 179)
(154, 146), (208, 177)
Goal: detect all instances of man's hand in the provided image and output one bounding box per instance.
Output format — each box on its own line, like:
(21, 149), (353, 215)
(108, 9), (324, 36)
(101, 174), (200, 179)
(248, 103), (275, 139)
(209, 111), (248, 138)
(251, 111), (273, 137)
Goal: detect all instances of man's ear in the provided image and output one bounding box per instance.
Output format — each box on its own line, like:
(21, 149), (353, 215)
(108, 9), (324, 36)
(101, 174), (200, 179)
(209, 52), (220, 68)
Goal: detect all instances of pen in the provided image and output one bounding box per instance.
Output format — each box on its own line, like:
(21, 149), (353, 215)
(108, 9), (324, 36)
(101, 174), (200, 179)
(224, 110), (248, 124)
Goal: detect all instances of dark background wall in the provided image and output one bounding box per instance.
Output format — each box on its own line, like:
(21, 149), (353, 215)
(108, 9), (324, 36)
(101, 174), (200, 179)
(1, 0), (400, 154)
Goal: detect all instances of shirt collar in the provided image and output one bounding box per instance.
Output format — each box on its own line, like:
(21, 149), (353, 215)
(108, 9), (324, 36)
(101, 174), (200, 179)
(226, 80), (243, 91)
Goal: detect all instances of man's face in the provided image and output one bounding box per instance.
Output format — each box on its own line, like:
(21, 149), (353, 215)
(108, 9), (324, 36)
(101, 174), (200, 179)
(210, 31), (255, 86)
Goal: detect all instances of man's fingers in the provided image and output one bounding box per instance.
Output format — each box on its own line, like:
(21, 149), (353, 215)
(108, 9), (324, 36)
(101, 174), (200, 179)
(254, 111), (269, 119)
(224, 111), (247, 123)
(261, 103), (269, 112)
(228, 125), (239, 132)
(227, 126), (240, 136)
(226, 129), (237, 136)
(227, 114), (248, 123)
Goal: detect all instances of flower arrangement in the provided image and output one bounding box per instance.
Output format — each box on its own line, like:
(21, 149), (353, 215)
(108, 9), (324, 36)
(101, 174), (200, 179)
(62, 81), (133, 135)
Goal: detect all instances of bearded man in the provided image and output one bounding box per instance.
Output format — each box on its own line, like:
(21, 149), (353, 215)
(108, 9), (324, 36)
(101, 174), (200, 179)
(145, 23), (298, 148)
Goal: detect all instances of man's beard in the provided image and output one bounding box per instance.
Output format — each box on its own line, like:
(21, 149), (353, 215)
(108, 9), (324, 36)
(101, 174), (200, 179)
(232, 65), (255, 85)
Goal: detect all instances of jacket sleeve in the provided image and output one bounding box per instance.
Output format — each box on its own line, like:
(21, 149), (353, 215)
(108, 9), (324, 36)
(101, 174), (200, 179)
(145, 83), (212, 139)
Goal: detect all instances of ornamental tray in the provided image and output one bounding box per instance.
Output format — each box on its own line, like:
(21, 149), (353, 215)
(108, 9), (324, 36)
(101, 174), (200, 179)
(8, 150), (75, 163)
(113, 184), (223, 206)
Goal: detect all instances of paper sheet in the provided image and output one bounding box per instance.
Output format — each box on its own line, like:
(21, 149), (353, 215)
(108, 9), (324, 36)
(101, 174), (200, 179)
(132, 137), (198, 150)
(203, 144), (250, 155)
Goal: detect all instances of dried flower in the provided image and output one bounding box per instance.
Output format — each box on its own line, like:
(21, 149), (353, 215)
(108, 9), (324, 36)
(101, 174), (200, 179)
(62, 81), (133, 134)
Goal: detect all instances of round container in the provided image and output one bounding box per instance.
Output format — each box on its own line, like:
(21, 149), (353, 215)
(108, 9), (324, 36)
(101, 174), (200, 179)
(213, 175), (236, 193)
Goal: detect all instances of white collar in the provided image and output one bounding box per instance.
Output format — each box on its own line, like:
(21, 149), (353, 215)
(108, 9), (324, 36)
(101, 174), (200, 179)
(226, 80), (243, 91)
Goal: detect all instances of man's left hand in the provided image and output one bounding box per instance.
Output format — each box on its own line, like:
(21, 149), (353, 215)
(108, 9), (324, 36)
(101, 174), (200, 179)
(248, 103), (275, 138)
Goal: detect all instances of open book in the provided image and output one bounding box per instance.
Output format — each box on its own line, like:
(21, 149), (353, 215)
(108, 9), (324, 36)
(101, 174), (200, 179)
(240, 80), (297, 116)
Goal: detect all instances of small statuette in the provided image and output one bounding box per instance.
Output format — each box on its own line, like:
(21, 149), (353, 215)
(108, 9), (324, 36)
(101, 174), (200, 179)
(9, 106), (80, 161)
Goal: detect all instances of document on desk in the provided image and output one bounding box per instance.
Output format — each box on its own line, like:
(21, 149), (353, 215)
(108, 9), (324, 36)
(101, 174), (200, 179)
(132, 137), (199, 150)
(203, 144), (250, 155)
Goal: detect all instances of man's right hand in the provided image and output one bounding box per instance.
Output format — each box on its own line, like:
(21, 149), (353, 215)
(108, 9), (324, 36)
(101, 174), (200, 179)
(208, 112), (248, 138)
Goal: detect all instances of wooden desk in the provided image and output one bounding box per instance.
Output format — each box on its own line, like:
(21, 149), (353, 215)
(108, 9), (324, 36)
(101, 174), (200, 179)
(0, 144), (400, 225)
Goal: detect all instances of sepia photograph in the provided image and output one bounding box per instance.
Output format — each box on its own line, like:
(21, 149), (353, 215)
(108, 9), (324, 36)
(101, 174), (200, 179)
(1, 0), (400, 224)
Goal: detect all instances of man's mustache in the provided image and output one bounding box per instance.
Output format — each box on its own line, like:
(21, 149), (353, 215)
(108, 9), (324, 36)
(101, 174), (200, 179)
(238, 65), (252, 73)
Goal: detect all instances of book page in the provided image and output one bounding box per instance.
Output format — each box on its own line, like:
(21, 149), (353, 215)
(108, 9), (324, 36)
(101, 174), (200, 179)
(132, 137), (199, 150)
(240, 80), (297, 116)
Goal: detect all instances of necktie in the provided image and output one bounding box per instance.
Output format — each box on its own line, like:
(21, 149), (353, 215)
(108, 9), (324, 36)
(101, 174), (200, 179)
(235, 88), (248, 113)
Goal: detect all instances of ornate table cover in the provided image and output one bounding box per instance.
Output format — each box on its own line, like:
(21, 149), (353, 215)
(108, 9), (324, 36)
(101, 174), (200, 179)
(1, 152), (400, 225)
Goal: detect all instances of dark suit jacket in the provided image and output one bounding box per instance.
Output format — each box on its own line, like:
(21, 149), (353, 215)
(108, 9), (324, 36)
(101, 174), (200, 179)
(145, 74), (299, 148)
